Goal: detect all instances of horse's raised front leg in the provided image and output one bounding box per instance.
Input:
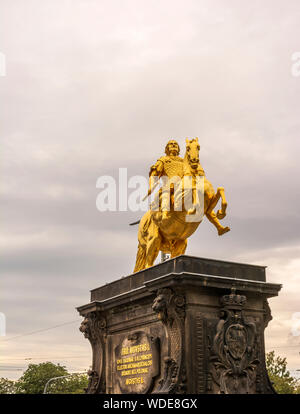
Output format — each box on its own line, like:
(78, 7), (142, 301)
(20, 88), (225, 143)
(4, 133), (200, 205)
(206, 210), (230, 236)
(170, 239), (187, 258)
(216, 187), (228, 220)
(206, 187), (227, 220)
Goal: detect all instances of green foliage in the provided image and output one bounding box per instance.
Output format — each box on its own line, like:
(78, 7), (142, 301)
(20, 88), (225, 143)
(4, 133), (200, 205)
(47, 373), (88, 394)
(266, 351), (300, 394)
(0, 378), (17, 394)
(0, 362), (88, 394)
(15, 362), (68, 394)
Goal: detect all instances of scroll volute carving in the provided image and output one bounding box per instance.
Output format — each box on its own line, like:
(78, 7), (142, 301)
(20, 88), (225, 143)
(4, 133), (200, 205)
(209, 288), (260, 394)
(79, 311), (107, 394)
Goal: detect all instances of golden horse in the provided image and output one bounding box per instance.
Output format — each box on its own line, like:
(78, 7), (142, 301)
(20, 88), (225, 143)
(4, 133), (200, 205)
(134, 138), (230, 272)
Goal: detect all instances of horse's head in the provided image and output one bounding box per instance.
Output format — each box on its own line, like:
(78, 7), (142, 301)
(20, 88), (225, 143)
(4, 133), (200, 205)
(185, 138), (200, 170)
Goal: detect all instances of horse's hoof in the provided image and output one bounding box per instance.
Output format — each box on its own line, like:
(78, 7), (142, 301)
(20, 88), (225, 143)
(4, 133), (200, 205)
(217, 209), (226, 219)
(218, 226), (230, 236)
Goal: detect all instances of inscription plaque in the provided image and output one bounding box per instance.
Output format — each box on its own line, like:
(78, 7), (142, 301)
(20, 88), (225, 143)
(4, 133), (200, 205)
(114, 331), (159, 393)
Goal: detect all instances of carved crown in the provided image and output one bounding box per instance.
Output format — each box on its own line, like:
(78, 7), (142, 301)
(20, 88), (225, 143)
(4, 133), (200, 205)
(220, 287), (246, 309)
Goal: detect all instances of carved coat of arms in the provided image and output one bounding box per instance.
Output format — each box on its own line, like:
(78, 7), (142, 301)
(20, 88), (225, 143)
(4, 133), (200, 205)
(209, 289), (259, 394)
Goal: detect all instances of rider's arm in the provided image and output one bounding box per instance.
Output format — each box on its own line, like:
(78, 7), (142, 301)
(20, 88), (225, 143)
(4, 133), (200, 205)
(149, 159), (164, 192)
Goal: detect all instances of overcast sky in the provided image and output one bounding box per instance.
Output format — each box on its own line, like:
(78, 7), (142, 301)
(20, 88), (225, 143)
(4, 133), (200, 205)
(1, 0), (300, 380)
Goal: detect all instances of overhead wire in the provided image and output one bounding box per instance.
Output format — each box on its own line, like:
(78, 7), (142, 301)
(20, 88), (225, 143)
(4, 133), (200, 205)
(0, 319), (80, 342)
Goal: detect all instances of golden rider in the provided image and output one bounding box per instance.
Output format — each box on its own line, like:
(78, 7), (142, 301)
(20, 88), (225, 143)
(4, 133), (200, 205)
(147, 140), (205, 219)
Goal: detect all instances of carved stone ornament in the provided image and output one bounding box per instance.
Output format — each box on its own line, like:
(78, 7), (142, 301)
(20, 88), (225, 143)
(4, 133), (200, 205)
(79, 311), (107, 393)
(152, 288), (186, 394)
(79, 311), (106, 344)
(152, 287), (185, 325)
(209, 288), (259, 394)
(86, 369), (99, 394)
(263, 299), (273, 328)
(157, 357), (179, 394)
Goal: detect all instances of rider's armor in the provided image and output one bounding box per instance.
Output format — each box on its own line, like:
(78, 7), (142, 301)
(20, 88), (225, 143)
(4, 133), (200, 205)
(149, 150), (205, 214)
(149, 155), (184, 213)
(149, 155), (184, 179)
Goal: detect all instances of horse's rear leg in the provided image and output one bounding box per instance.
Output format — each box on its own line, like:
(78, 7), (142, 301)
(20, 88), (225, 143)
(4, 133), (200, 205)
(170, 239), (187, 258)
(145, 222), (162, 269)
(145, 237), (161, 268)
(134, 243), (146, 273)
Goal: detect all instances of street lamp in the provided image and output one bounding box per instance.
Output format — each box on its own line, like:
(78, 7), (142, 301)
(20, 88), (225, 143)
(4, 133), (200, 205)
(43, 372), (87, 394)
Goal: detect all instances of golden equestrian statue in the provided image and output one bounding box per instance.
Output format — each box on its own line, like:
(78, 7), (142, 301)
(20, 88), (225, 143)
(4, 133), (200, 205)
(134, 138), (230, 272)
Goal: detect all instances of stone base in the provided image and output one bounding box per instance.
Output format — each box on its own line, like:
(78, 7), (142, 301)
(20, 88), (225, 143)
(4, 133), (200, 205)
(77, 255), (281, 394)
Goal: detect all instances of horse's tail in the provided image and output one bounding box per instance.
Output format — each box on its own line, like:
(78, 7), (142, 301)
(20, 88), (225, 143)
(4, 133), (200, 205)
(133, 243), (146, 273)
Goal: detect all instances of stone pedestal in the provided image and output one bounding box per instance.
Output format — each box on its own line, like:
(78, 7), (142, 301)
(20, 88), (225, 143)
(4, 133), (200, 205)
(77, 255), (281, 394)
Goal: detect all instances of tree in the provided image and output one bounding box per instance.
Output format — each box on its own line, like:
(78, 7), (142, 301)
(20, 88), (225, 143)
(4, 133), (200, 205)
(0, 378), (17, 394)
(15, 362), (88, 394)
(266, 351), (300, 394)
(16, 362), (68, 394)
(46, 373), (88, 394)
